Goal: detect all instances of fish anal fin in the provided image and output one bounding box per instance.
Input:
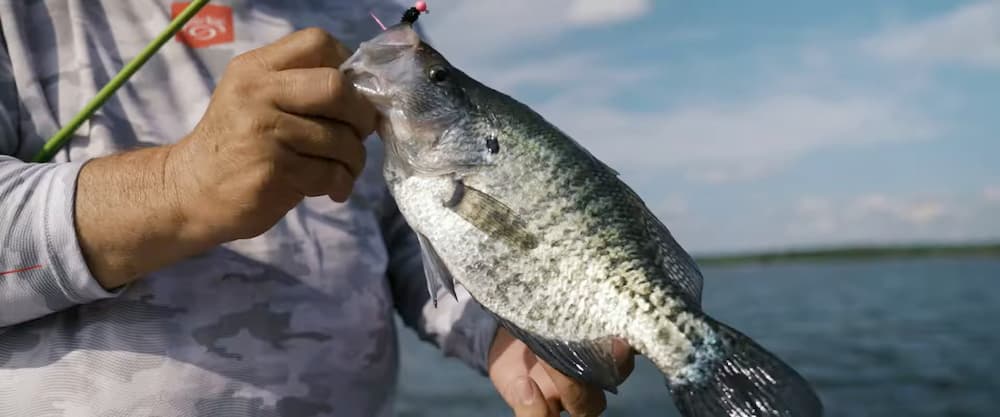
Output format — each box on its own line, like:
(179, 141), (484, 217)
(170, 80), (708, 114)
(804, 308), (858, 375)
(495, 316), (624, 393)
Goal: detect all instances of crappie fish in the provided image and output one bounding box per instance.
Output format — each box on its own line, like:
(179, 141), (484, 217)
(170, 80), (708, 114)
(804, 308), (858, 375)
(341, 23), (823, 417)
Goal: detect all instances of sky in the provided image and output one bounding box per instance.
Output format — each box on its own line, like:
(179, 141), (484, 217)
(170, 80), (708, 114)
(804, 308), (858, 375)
(417, 0), (1000, 255)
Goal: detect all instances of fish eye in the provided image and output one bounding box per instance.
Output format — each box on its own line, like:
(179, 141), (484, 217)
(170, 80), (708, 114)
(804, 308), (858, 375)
(428, 66), (450, 83)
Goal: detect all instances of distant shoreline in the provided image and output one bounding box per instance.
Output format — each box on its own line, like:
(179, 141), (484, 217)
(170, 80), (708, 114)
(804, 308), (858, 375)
(693, 243), (1000, 266)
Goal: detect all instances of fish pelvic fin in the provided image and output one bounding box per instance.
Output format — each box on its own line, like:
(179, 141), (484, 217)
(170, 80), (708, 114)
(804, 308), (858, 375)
(493, 315), (624, 393)
(415, 232), (458, 307)
(667, 316), (823, 417)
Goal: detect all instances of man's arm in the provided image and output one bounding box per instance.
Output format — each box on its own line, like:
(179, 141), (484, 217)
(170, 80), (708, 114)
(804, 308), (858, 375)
(73, 147), (202, 288)
(0, 31), (119, 326)
(0, 157), (124, 326)
(1, 28), (375, 326)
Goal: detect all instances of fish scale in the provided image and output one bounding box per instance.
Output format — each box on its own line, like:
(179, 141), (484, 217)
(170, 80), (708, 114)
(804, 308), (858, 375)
(343, 21), (823, 417)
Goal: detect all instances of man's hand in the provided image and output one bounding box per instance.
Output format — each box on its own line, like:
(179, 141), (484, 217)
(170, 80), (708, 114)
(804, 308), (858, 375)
(167, 27), (376, 245)
(489, 327), (635, 417)
(76, 28), (376, 288)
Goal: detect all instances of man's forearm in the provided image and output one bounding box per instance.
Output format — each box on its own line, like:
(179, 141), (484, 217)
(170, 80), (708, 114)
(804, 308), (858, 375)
(75, 145), (214, 289)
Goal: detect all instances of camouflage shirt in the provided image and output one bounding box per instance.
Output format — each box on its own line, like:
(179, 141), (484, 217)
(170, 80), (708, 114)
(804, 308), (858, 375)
(0, 1), (497, 416)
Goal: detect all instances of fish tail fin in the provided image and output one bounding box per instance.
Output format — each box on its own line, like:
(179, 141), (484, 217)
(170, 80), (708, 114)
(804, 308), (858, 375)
(664, 316), (823, 417)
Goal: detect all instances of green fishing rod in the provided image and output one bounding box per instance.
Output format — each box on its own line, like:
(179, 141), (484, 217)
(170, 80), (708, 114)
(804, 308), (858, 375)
(32, 0), (211, 163)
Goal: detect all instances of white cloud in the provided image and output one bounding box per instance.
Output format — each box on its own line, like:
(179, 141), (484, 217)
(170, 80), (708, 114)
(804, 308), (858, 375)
(535, 93), (935, 182)
(792, 197), (838, 235)
(655, 195), (689, 220)
(984, 186), (1000, 203)
(684, 166), (772, 185)
(420, 1), (572, 62)
(781, 193), (994, 248)
(846, 194), (946, 226)
(473, 52), (654, 94)
(676, 191), (999, 253)
(421, 0), (651, 63)
(904, 201), (946, 225)
(863, 1), (1000, 69)
(568, 0), (652, 26)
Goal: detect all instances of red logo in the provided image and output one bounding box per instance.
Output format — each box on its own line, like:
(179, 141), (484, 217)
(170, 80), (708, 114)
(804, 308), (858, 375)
(172, 2), (234, 48)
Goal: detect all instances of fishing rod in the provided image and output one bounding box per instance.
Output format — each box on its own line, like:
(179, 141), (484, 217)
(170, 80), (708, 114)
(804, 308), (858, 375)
(31, 0), (211, 163)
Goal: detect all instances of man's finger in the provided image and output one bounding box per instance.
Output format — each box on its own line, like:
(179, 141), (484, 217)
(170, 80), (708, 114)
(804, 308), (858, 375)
(499, 376), (553, 417)
(279, 150), (354, 200)
(540, 361), (607, 417)
(489, 331), (559, 417)
(244, 27), (352, 71)
(274, 114), (366, 177)
(270, 68), (377, 138)
(611, 338), (636, 379)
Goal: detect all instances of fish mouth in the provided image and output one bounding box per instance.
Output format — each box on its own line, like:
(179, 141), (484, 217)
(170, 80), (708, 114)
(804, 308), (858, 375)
(341, 24), (421, 106)
(344, 70), (381, 98)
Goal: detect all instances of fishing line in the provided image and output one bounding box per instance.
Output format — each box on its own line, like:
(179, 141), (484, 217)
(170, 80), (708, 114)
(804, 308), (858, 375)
(370, 12), (388, 31)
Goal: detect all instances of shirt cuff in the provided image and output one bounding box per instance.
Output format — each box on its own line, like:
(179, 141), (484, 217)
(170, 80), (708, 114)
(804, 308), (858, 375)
(421, 286), (499, 376)
(42, 161), (125, 304)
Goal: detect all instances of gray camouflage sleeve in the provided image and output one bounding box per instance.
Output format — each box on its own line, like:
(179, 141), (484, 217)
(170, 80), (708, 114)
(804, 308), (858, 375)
(381, 195), (499, 376)
(0, 34), (121, 328)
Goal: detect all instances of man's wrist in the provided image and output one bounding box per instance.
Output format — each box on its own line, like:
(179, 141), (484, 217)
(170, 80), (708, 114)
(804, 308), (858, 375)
(161, 141), (226, 249)
(75, 144), (218, 289)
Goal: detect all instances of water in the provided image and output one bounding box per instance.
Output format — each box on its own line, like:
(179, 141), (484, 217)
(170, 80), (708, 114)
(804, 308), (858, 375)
(394, 257), (1000, 417)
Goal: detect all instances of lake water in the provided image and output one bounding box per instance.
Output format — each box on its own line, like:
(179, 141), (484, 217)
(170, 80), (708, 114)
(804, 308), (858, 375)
(394, 257), (1000, 417)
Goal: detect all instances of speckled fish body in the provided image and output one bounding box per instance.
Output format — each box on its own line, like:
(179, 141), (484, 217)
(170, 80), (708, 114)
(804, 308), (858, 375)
(381, 101), (715, 385)
(342, 23), (823, 417)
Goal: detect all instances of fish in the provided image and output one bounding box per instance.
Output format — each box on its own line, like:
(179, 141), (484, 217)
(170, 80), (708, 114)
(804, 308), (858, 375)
(341, 22), (824, 417)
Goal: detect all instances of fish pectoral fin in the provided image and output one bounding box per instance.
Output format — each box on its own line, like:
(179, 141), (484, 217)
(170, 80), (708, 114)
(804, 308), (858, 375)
(416, 232), (458, 307)
(445, 180), (538, 251)
(494, 316), (624, 393)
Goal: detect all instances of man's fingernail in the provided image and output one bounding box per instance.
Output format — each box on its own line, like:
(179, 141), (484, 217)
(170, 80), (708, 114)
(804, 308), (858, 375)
(330, 167), (353, 202)
(513, 377), (535, 406)
(336, 165), (350, 183)
(612, 339), (629, 358)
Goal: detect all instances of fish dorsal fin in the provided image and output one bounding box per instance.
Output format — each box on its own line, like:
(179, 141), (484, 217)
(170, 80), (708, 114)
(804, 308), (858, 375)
(620, 183), (704, 305)
(494, 315), (625, 393)
(584, 150), (702, 305)
(643, 209), (703, 305)
(445, 180), (538, 251)
(416, 232), (458, 307)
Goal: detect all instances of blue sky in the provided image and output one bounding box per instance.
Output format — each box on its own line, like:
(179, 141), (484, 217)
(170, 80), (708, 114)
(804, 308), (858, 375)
(419, 0), (1000, 254)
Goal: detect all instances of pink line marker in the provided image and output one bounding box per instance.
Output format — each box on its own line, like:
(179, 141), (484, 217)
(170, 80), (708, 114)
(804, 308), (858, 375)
(0, 264), (43, 276)
(370, 12), (387, 31)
